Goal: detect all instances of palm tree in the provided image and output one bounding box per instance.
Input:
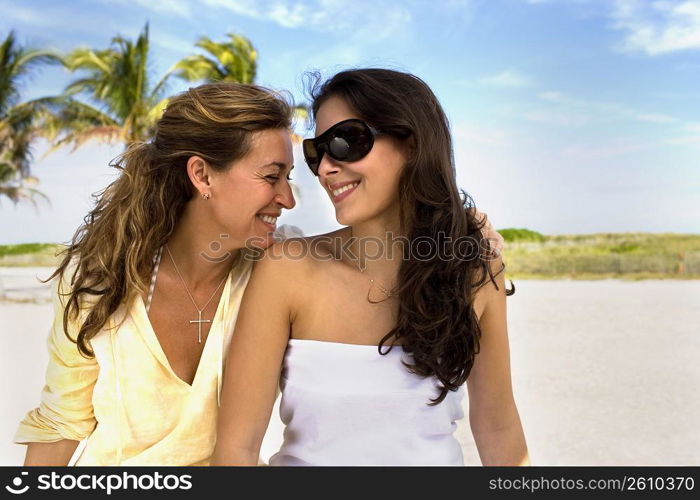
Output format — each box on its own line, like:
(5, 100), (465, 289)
(50, 28), (305, 199)
(174, 33), (309, 140)
(0, 31), (58, 205)
(174, 33), (257, 84)
(45, 23), (170, 151)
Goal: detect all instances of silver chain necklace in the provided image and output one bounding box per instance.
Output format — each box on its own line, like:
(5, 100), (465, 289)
(165, 244), (228, 343)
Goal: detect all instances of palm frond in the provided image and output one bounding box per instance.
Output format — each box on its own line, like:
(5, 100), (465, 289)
(174, 33), (257, 84)
(145, 97), (169, 128)
(34, 96), (122, 153)
(173, 54), (224, 82)
(45, 23), (164, 149)
(0, 167), (48, 207)
(0, 31), (61, 115)
(0, 32), (61, 196)
(0, 182), (49, 207)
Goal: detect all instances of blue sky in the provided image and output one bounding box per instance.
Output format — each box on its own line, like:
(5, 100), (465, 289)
(1, 0), (699, 244)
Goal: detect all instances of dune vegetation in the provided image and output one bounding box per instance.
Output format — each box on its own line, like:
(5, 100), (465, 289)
(2, 231), (700, 280)
(500, 229), (700, 280)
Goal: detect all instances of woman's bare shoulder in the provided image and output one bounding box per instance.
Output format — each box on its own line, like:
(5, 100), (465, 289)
(261, 227), (346, 267)
(471, 255), (508, 318)
(245, 229), (346, 313)
(473, 253), (507, 290)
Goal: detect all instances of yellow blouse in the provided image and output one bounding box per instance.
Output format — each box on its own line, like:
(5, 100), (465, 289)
(14, 257), (254, 466)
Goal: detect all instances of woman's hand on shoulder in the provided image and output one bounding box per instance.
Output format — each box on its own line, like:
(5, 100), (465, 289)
(469, 207), (504, 258)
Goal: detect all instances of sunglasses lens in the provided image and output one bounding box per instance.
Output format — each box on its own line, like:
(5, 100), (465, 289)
(303, 139), (320, 174)
(330, 121), (373, 161)
(328, 137), (350, 159)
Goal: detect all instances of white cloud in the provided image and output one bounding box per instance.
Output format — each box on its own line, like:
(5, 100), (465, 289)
(664, 135), (700, 146)
(445, 0), (473, 6)
(122, 0), (192, 17)
(479, 70), (532, 88)
(267, 3), (309, 28)
(151, 31), (200, 56)
(634, 112), (677, 123)
(197, 0), (412, 40)
(537, 90), (573, 104)
(536, 89), (682, 127)
(611, 0), (700, 55)
(452, 122), (513, 146)
(525, 0), (700, 56)
(665, 122), (700, 147)
(560, 137), (654, 160)
(0, 1), (51, 25)
(200, 0), (262, 18)
(525, 109), (591, 126)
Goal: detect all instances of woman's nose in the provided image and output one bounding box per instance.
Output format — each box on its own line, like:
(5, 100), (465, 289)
(276, 180), (296, 210)
(317, 154), (341, 178)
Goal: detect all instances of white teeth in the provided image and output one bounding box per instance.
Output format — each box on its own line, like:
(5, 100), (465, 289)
(332, 182), (359, 197)
(258, 215), (277, 225)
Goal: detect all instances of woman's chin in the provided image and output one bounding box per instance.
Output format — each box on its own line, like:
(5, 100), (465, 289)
(335, 210), (366, 227)
(334, 207), (355, 226)
(244, 231), (276, 250)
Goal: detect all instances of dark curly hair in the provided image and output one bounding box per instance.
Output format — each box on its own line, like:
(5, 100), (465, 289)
(309, 68), (515, 404)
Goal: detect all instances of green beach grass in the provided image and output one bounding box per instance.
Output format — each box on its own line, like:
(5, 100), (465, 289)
(2, 231), (700, 279)
(500, 230), (700, 280)
(0, 243), (65, 267)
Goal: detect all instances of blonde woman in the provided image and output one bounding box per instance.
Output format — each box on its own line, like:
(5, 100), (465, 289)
(15, 83), (297, 465)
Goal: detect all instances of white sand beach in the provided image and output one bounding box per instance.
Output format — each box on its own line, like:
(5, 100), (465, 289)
(2, 267), (699, 465)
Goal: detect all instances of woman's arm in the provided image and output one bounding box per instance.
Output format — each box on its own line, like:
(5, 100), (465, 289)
(467, 255), (530, 466)
(24, 440), (79, 466)
(212, 242), (299, 465)
(15, 266), (99, 465)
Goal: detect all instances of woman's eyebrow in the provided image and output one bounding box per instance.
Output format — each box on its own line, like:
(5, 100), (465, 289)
(259, 162), (287, 169)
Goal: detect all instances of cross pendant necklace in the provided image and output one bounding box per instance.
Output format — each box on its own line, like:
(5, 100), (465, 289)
(189, 311), (212, 344)
(166, 245), (228, 344)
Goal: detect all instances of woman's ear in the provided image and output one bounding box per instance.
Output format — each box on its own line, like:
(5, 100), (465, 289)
(400, 133), (416, 157)
(186, 156), (212, 199)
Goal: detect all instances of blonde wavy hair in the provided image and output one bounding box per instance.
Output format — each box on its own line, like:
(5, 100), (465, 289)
(49, 82), (293, 357)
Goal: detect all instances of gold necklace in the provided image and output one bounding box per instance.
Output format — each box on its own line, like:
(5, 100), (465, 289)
(348, 228), (396, 304)
(165, 244), (228, 343)
(363, 268), (396, 304)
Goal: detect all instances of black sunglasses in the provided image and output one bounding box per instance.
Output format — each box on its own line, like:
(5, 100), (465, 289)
(303, 119), (381, 176)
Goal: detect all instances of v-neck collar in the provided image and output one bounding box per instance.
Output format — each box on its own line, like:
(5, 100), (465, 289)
(131, 270), (233, 390)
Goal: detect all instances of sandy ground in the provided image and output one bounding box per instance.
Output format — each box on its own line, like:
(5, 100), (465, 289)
(2, 267), (699, 465)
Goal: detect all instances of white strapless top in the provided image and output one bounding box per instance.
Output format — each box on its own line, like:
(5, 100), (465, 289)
(268, 339), (466, 466)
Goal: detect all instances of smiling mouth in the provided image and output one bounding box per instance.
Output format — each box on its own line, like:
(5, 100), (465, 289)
(330, 181), (361, 201)
(257, 214), (278, 227)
